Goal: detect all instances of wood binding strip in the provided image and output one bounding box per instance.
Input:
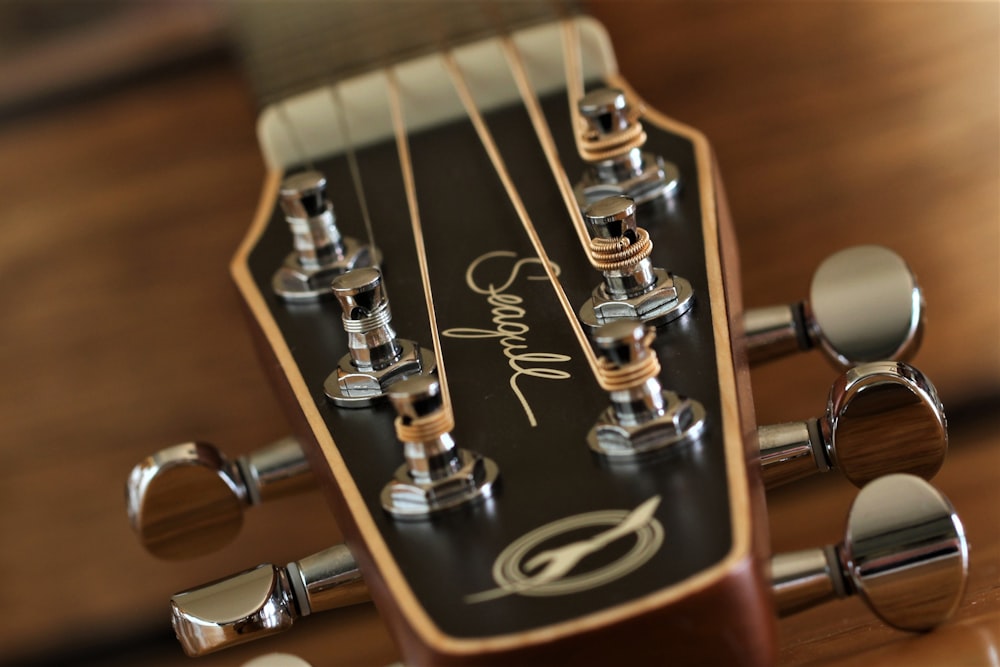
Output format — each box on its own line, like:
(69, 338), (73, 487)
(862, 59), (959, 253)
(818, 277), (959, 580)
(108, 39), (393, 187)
(231, 20), (759, 660)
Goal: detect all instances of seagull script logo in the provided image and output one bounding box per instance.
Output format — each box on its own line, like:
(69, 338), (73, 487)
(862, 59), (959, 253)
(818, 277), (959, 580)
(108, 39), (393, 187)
(443, 250), (572, 427)
(465, 496), (664, 603)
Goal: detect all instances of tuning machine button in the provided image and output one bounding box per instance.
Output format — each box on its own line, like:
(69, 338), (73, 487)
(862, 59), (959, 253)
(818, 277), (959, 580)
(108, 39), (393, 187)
(588, 320), (705, 458)
(578, 196), (694, 331)
(745, 245), (923, 368)
(574, 87), (679, 205)
(126, 437), (312, 559)
(381, 376), (499, 519)
(772, 474), (968, 631)
(171, 545), (368, 656)
(759, 361), (946, 489)
(324, 267), (436, 407)
(272, 171), (380, 301)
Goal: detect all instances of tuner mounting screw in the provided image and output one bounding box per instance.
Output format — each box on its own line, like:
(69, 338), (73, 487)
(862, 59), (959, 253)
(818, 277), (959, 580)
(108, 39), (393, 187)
(589, 320), (705, 458)
(578, 195), (694, 331)
(574, 87), (679, 206)
(380, 376), (499, 519)
(272, 170), (380, 302)
(324, 267), (436, 407)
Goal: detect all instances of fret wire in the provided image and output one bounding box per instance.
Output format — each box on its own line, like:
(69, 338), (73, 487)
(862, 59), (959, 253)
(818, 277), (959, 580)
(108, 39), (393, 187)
(384, 68), (453, 411)
(499, 35), (596, 267)
(441, 51), (602, 380)
(328, 85), (380, 269)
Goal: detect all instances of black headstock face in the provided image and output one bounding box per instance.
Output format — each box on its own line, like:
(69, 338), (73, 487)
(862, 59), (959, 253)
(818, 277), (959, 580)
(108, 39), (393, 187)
(232, 18), (772, 665)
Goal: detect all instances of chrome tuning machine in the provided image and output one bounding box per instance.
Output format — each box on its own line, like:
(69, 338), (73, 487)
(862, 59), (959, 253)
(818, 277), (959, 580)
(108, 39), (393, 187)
(381, 376), (499, 519)
(578, 195), (694, 331)
(272, 171), (379, 301)
(574, 87), (679, 205)
(171, 545), (367, 656)
(589, 320), (705, 458)
(745, 245), (922, 368)
(324, 267), (435, 407)
(759, 361), (947, 489)
(772, 474), (968, 631)
(126, 437), (312, 559)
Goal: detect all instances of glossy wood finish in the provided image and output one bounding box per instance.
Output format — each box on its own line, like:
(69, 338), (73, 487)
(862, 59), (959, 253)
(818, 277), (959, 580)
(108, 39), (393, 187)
(0, 3), (996, 665)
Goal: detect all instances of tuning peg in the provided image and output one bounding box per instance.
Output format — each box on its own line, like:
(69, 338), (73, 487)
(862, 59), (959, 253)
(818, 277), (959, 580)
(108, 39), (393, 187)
(272, 170), (379, 301)
(745, 246), (923, 368)
(127, 437), (313, 560)
(574, 87), (679, 205)
(171, 545), (368, 656)
(772, 474), (968, 631)
(759, 361), (946, 489)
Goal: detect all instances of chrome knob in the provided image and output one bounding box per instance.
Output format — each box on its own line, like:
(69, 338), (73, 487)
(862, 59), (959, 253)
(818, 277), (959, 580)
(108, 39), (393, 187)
(772, 474), (968, 631)
(578, 87), (632, 137)
(126, 437), (312, 559)
(759, 361), (946, 488)
(171, 545), (368, 656)
(745, 246), (923, 368)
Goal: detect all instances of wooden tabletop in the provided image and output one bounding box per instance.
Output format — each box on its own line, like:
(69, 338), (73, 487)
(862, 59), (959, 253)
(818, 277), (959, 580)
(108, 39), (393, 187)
(0, 3), (996, 665)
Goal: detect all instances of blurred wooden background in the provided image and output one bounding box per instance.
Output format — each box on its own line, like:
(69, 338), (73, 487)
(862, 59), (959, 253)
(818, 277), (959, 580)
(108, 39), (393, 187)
(0, 2), (996, 665)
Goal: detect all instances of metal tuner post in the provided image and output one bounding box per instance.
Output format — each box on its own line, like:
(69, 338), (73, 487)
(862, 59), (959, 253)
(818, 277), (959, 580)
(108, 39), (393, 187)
(171, 545), (368, 656)
(574, 87), (679, 205)
(578, 195), (694, 331)
(588, 320), (705, 459)
(745, 245), (923, 367)
(272, 171), (378, 301)
(381, 376), (499, 519)
(772, 474), (968, 631)
(759, 361), (947, 489)
(324, 267), (435, 407)
(127, 437), (312, 559)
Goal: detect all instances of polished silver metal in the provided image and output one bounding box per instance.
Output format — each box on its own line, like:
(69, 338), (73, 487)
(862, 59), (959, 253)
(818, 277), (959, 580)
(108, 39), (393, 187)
(171, 544), (368, 656)
(126, 437), (313, 560)
(578, 196), (694, 331)
(324, 267), (436, 407)
(380, 376), (499, 519)
(272, 170), (378, 301)
(588, 321), (705, 458)
(745, 245), (923, 368)
(574, 88), (679, 205)
(772, 474), (968, 631)
(759, 361), (947, 489)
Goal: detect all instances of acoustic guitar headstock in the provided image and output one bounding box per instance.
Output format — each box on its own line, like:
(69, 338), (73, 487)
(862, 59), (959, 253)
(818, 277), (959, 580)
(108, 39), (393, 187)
(126, 14), (967, 666)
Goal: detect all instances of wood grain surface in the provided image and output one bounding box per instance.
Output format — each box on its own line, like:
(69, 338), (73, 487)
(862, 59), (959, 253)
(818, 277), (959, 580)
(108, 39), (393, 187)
(0, 2), (996, 666)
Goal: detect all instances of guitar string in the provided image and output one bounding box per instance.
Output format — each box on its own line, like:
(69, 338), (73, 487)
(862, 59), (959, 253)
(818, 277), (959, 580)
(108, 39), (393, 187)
(560, 19), (589, 168)
(328, 85), (381, 269)
(498, 34), (594, 265)
(384, 68), (454, 414)
(440, 50), (604, 383)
